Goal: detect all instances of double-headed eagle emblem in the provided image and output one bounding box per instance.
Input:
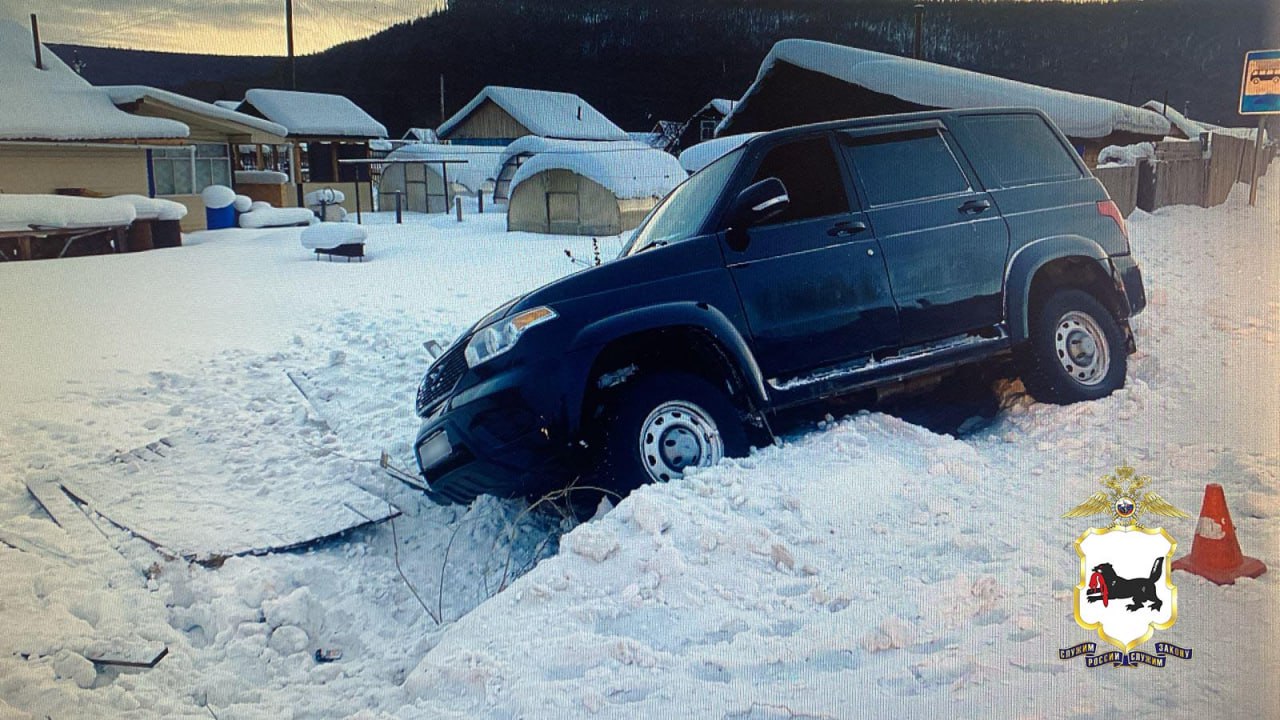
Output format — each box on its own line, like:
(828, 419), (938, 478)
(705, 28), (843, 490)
(1064, 465), (1189, 528)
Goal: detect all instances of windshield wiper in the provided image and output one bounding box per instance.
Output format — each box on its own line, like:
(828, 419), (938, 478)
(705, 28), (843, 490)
(632, 239), (668, 255)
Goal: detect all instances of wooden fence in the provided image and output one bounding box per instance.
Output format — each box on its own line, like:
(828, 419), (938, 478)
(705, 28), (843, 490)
(1095, 132), (1273, 215)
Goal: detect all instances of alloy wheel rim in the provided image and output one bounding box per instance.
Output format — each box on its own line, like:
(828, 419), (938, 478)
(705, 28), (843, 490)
(639, 401), (723, 483)
(1054, 310), (1111, 387)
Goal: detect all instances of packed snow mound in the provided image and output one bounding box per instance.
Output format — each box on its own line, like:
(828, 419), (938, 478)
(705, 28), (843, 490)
(238, 207), (316, 229)
(722, 39), (1172, 140)
(235, 170), (289, 185)
(439, 86), (629, 142)
(201, 185), (236, 209)
(113, 194), (188, 221)
(496, 137), (649, 177)
(510, 145), (686, 200)
(1097, 142), (1156, 167)
(300, 222), (367, 250)
(0, 21), (187, 141)
(104, 85), (287, 137)
(233, 195), (253, 213)
(243, 88), (387, 138)
(304, 189), (346, 207)
(679, 133), (761, 173)
(0, 194), (136, 232)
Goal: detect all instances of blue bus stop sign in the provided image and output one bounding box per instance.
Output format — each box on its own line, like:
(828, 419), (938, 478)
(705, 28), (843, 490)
(1240, 49), (1280, 115)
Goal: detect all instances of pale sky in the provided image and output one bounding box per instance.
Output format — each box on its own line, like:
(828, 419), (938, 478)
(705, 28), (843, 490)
(2, 0), (444, 55)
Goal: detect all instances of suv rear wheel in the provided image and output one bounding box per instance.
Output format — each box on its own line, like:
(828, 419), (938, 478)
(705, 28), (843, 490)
(595, 372), (748, 497)
(1020, 288), (1127, 404)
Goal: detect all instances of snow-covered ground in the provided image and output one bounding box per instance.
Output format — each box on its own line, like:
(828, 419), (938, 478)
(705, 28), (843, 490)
(0, 183), (1276, 719)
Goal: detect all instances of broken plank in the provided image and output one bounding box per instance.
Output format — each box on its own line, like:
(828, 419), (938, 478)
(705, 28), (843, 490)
(24, 475), (141, 583)
(83, 640), (169, 669)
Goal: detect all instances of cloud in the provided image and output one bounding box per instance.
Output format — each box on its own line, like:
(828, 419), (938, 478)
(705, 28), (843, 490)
(1, 0), (442, 55)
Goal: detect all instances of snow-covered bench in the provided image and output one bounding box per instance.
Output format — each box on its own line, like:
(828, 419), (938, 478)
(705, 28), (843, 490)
(300, 222), (367, 262)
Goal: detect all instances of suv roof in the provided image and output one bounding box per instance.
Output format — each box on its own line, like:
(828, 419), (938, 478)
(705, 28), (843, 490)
(736, 106), (1055, 148)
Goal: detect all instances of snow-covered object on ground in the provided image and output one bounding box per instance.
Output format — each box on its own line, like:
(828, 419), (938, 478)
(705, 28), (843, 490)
(510, 144), (686, 200)
(238, 207), (317, 229)
(495, 137), (648, 178)
(232, 195), (253, 213)
(201, 185), (236, 210)
(382, 143), (505, 195)
(0, 21), (187, 141)
(304, 189), (346, 207)
(250, 201), (273, 212)
(242, 89), (387, 138)
(300, 222), (367, 250)
(679, 133), (762, 173)
(104, 85), (287, 138)
(0, 194), (136, 232)
(438, 86), (629, 141)
(721, 39), (1172, 140)
(235, 170), (289, 185)
(112, 194), (188, 221)
(1097, 142), (1157, 168)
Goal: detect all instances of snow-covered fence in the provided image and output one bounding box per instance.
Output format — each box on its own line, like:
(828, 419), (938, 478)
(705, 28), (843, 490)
(1128, 135), (1274, 213)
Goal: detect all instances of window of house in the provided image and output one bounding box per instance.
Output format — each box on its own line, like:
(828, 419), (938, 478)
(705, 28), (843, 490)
(750, 135), (850, 224)
(700, 119), (717, 141)
(842, 129), (971, 206)
(150, 143), (231, 195)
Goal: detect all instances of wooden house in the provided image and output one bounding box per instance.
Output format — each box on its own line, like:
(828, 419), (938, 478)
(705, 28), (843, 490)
(437, 86), (629, 146)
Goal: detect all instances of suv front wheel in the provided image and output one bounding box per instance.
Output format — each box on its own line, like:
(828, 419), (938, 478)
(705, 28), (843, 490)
(1019, 288), (1128, 404)
(596, 372), (748, 496)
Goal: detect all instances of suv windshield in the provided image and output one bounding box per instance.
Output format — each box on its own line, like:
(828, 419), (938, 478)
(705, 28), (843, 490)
(624, 148), (744, 256)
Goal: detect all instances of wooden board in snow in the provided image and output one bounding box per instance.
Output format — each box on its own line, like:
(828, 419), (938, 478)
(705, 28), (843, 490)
(58, 429), (399, 565)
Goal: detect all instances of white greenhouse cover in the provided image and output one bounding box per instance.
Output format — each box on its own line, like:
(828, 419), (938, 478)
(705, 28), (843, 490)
(438, 86), (629, 141)
(104, 86), (287, 137)
(509, 144), (686, 200)
(243, 89), (387, 138)
(0, 21), (187, 141)
(722, 39), (1172, 140)
(495, 137), (649, 176)
(383, 144), (505, 193)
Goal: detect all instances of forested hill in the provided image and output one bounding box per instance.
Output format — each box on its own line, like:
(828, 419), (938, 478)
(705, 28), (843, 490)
(53, 0), (1273, 136)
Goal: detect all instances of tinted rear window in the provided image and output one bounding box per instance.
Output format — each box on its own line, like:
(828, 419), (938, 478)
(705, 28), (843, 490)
(842, 129), (972, 206)
(958, 114), (1083, 187)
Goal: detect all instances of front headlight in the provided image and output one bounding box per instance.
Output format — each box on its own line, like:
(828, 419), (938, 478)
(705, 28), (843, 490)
(464, 306), (557, 368)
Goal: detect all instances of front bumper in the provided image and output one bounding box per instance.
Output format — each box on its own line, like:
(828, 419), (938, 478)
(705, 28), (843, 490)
(413, 358), (574, 504)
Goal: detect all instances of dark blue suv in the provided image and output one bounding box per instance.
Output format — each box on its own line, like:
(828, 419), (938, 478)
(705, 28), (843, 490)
(412, 108), (1146, 505)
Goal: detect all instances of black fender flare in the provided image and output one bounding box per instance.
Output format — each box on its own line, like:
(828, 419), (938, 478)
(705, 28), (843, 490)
(561, 302), (768, 435)
(1004, 235), (1111, 343)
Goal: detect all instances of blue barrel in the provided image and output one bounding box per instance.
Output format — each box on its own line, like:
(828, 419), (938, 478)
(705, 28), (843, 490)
(205, 204), (237, 230)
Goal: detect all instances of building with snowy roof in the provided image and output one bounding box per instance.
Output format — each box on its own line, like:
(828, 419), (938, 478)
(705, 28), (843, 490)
(437, 86), (629, 146)
(673, 99), (738, 153)
(0, 21), (188, 207)
(506, 143), (685, 235)
(718, 40), (1173, 166)
(376, 144), (503, 213)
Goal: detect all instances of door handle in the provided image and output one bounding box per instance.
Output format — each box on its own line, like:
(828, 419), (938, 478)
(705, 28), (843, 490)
(959, 199), (992, 214)
(827, 220), (868, 237)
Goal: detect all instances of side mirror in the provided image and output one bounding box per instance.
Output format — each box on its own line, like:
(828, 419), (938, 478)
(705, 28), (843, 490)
(726, 177), (789, 251)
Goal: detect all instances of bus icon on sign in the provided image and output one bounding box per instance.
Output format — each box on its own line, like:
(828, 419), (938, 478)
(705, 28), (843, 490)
(1240, 49), (1280, 115)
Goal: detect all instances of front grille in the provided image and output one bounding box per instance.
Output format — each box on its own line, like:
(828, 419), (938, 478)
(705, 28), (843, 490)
(416, 342), (468, 416)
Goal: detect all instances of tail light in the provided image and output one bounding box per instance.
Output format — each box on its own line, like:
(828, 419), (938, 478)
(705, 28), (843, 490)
(1096, 200), (1128, 242)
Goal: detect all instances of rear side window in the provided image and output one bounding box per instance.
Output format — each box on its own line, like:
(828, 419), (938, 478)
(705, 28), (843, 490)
(751, 136), (850, 224)
(957, 114), (1084, 187)
(842, 129), (971, 206)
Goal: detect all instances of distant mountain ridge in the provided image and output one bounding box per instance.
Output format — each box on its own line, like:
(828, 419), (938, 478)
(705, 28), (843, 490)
(50, 0), (1273, 136)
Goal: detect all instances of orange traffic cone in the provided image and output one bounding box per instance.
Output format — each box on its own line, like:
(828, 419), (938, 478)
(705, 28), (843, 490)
(1172, 483), (1267, 585)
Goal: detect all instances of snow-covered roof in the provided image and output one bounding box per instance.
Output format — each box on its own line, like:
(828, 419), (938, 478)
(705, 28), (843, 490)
(1141, 100), (1208, 140)
(104, 86), (287, 138)
(213, 100), (242, 111)
(706, 99), (737, 116)
(723, 40), (1171, 140)
(438, 86), (629, 142)
(403, 127), (439, 143)
(510, 143), (686, 200)
(383, 143), (505, 193)
(0, 21), (188, 142)
(242, 89), (387, 138)
(678, 133), (761, 173)
(496, 136), (648, 177)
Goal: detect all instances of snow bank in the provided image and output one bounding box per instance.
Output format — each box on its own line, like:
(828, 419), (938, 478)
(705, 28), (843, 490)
(1097, 142), (1156, 167)
(510, 145), (685, 200)
(235, 170), (289, 185)
(679, 133), (761, 173)
(238, 207), (316, 229)
(112, 194), (188, 221)
(0, 22), (187, 141)
(300, 222), (367, 250)
(104, 86), (287, 138)
(439, 86), (629, 142)
(723, 39), (1172, 140)
(0, 194), (136, 232)
(243, 89), (387, 138)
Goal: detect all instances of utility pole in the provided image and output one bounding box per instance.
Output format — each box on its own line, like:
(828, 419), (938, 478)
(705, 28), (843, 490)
(439, 74), (446, 124)
(30, 14), (43, 70)
(913, 4), (924, 60)
(285, 0), (297, 89)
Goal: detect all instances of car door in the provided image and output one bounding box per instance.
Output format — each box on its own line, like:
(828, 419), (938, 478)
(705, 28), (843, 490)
(723, 133), (900, 380)
(839, 122), (1011, 346)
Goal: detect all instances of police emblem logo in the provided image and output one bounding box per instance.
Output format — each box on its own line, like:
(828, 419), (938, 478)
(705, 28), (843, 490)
(1060, 466), (1195, 667)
